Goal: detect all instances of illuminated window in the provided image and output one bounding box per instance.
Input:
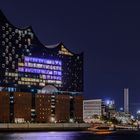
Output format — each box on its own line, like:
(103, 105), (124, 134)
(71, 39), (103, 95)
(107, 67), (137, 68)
(9, 27), (12, 32)
(2, 53), (5, 57)
(6, 31), (9, 35)
(2, 26), (5, 30)
(5, 23), (9, 27)
(2, 41), (5, 45)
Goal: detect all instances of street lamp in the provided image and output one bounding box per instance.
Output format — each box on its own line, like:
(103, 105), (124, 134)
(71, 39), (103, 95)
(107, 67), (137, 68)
(50, 117), (55, 123)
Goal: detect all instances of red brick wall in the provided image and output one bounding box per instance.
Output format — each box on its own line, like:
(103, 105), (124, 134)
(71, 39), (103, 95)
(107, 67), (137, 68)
(0, 92), (10, 123)
(55, 95), (70, 123)
(73, 95), (83, 122)
(35, 94), (52, 123)
(14, 92), (32, 122)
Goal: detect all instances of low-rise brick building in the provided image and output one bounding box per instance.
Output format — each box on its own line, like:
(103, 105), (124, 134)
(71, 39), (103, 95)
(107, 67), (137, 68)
(0, 92), (10, 123)
(0, 91), (83, 123)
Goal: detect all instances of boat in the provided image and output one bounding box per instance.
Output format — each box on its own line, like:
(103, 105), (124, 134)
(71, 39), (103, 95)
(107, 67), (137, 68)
(88, 125), (116, 135)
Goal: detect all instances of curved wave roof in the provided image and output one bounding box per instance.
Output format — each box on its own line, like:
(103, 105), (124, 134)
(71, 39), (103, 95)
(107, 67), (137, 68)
(0, 10), (82, 55)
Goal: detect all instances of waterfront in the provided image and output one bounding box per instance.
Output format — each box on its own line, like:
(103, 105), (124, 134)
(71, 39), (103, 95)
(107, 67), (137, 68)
(0, 131), (140, 140)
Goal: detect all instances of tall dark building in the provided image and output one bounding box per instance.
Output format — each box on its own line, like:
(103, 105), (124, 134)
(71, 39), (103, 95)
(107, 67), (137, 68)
(0, 11), (84, 123)
(0, 10), (83, 93)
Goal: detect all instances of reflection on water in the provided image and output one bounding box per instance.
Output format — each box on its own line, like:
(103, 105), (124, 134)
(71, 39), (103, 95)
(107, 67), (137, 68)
(0, 131), (140, 140)
(0, 132), (85, 140)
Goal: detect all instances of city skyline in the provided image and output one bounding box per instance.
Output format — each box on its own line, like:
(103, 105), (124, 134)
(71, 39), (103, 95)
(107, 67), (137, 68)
(1, 0), (140, 114)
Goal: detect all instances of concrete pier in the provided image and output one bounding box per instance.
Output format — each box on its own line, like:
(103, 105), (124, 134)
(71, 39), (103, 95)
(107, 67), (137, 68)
(0, 123), (90, 131)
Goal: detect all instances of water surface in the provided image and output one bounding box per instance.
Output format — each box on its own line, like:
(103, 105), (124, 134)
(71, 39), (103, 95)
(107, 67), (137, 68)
(0, 131), (140, 140)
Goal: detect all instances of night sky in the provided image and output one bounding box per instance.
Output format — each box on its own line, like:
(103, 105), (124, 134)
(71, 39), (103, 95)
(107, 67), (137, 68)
(1, 0), (140, 114)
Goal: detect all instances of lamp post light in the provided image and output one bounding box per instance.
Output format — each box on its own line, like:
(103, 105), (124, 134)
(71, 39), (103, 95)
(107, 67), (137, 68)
(69, 118), (74, 123)
(50, 117), (55, 123)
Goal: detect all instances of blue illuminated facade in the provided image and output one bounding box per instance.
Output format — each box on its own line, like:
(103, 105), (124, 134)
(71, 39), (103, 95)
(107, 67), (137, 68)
(0, 10), (83, 93)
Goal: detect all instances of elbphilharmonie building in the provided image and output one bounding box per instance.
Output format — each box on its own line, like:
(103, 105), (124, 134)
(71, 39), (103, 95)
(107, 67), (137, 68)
(0, 10), (83, 123)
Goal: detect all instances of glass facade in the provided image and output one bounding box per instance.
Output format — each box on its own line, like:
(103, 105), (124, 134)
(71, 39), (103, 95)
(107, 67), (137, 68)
(0, 10), (83, 92)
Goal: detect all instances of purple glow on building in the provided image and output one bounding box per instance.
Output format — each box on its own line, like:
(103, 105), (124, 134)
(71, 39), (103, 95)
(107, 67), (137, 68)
(24, 62), (62, 71)
(18, 56), (62, 83)
(18, 67), (24, 72)
(18, 67), (62, 76)
(24, 56), (62, 66)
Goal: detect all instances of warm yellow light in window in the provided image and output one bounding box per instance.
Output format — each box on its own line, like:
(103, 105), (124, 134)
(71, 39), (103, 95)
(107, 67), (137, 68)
(59, 46), (73, 56)
(18, 63), (24, 66)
